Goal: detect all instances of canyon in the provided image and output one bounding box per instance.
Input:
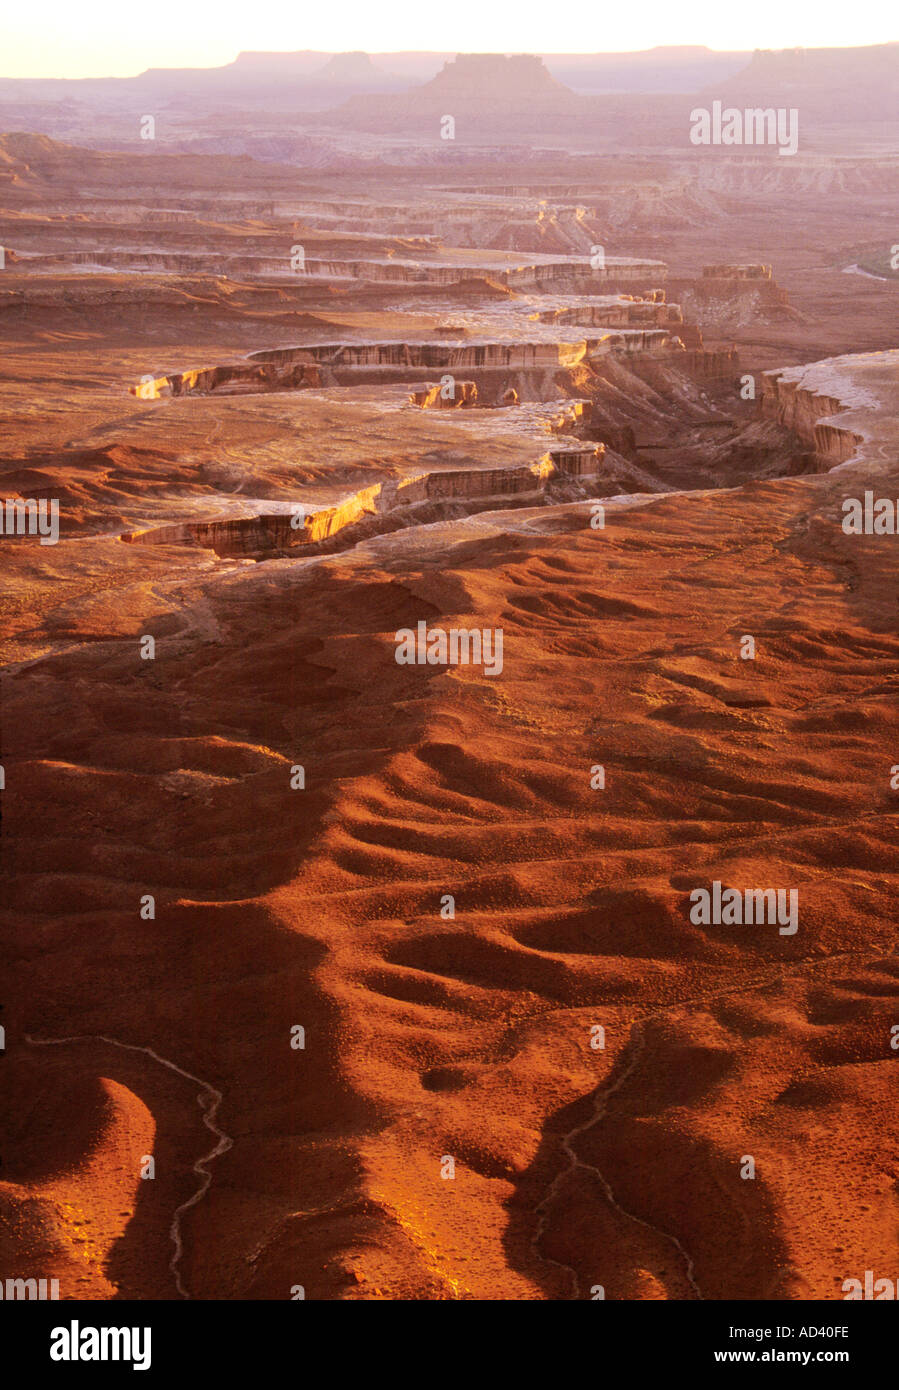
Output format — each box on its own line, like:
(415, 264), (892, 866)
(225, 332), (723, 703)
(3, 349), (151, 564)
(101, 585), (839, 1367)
(1, 54), (898, 1305)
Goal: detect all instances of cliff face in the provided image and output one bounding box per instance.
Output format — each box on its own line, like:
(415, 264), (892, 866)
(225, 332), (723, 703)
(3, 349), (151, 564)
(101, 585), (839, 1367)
(20, 245), (666, 291)
(133, 330), (691, 405)
(409, 381), (478, 409)
(760, 366), (866, 467)
(394, 458), (556, 506)
(702, 264), (772, 281)
(677, 347), (740, 379)
(540, 296), (680, 328)
(291, 257), (649, 290)
(252, 333), (673, 373)
(129, 362), (320, 400)
(121, 444), (605, 559)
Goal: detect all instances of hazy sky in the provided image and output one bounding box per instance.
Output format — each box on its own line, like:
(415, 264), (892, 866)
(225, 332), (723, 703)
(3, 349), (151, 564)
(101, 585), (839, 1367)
(5, 0), (897, 78)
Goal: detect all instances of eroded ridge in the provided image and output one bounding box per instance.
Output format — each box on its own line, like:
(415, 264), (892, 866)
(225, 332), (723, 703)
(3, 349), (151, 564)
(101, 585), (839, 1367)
(25, 1034), (232, 1299)
(532, 1022), (703, 1300)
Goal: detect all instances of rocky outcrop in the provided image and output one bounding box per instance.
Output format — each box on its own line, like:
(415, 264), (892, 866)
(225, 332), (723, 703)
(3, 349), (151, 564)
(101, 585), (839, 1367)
(121, 445), (605, 559)
(332, 53), (587, 131)
(589, 329), (673, 355)
(297, 257), (666, 290)
(250, 331), (673, 376)
(669, 267), (793, 329)
(132, 319), (688, 403)
(539, 294), (681, 328)
(393, 458), (557, 507)
(583, 420), (638, 459)
(409, 381), (478, 408)
(132, 335), (691, 407)
(252, 340), (591, 371)
(702, 264), (773, 280)
(27, 250), (666, 290)
(129, 362), (320, 399)
(677, 347), (740, 380)
(547, 445), (605, 476)
(120, 511), (301, 556)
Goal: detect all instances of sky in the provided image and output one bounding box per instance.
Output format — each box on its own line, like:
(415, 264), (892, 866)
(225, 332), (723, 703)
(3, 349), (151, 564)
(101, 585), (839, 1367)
(4, 0), (897, 79)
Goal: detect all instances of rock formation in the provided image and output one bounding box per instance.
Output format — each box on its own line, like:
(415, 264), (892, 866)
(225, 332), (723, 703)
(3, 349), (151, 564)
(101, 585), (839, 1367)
(2, 76), (898, 1314)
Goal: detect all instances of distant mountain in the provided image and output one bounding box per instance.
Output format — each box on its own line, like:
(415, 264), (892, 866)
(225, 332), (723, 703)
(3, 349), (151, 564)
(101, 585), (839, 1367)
(0, 44), (894, 141)
(718, 42), (899, 92)
(548, 46), (748, 93)
(706, 42), (899, 121)
(332, 53), (586, 132)
(313, 52), (392, 84)
(134, 48), (405, 100)
(423, 53), (577, 105)
(0, 45), (752, 104)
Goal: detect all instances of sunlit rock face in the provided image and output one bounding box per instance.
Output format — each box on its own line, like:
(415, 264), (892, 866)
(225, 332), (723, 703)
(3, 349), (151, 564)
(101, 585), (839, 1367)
(760, 360), (870, 466)
(703, 264), (773, 280)
(130, 362), (321, 399)
(409, 382), (478, 409)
